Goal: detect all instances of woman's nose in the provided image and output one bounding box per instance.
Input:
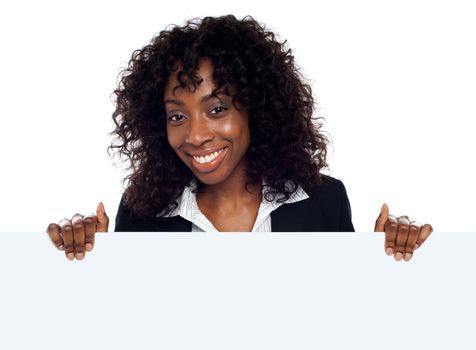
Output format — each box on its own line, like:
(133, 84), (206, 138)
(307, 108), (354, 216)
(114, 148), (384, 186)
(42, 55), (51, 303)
(185, 114), (213, 146)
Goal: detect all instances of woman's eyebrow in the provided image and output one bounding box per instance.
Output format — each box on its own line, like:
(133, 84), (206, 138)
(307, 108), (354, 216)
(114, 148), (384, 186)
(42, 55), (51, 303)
(164, 91), (226, 106)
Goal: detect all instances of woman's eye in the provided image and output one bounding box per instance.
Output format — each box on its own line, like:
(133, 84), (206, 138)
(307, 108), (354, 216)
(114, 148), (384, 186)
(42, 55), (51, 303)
(211, 106), (228, 115)
(168, 114), (185, 122)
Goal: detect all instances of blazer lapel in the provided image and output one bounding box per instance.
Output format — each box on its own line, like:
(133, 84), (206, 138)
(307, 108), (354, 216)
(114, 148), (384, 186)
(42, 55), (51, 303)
(271, 200), (307, 231)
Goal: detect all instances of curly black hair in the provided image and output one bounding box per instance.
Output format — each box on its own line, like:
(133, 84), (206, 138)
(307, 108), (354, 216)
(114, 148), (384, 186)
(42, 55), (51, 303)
(108, 14), (328, 219)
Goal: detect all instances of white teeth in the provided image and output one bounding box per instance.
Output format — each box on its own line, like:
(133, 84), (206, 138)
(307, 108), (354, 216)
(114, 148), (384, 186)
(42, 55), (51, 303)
(193, 148), (225, 164)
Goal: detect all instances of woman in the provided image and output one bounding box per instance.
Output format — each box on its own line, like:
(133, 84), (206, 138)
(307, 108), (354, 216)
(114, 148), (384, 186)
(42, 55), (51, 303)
(46, 15), (432, 261)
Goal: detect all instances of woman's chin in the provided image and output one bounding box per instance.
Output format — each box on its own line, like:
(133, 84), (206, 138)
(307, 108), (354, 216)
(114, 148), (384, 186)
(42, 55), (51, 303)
(193, 172), (227, 186)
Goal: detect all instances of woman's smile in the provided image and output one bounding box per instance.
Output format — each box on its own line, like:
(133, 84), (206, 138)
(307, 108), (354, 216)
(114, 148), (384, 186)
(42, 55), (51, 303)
(188, 146), (229, 173)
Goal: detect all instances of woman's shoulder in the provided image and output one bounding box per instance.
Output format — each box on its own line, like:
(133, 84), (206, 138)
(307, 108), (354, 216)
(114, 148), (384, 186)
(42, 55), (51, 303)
(114, 195), (191, 232)
(271, 175), (354, 231)
(297, 175), (351, 218)
(304, 175), (349, 199)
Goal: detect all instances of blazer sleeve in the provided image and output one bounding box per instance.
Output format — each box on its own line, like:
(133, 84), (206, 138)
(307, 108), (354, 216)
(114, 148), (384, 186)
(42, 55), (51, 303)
(114, 195), (135, 232)
(305, 177), (355, 232)
(337, 180), (355, 232)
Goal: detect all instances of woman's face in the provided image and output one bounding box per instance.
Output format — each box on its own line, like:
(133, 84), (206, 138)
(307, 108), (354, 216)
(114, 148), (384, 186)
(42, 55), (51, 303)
(164, 58), (250, 186)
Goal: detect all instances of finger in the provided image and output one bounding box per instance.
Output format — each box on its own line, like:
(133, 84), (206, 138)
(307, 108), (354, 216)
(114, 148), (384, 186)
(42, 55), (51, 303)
(394, 216), (411, 261)
(374, 203), (389, 232)
(59, 219), (75, 261)
(96, 202), (109, 232)
(416, 224), (433, 248)
(384, 215), (398, 256)
(71, 214), (86, 260)
(83, 214), (97, 252)
(46, 223), (64, 250)
(403, 221), (421, 261)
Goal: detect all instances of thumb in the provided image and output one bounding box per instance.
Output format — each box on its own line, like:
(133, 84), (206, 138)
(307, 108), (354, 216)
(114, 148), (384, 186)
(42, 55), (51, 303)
(96, 202), (109, 232)
(374, 203), (389, 232)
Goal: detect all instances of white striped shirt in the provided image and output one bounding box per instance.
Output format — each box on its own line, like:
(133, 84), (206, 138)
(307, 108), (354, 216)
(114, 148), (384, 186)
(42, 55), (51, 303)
(159, 181), (309, 232)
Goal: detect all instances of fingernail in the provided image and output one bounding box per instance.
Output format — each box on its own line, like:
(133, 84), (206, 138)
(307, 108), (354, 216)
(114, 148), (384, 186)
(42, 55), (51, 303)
(386, 248), (393, 256)
(58, 245), (64, 251)
(67, 253), (74, 260)
(415, 244), (419, 249)
(380, 204), (386, 214)
(395, 252), (403, 261)
(404, 252), (412, 261)
(76, 252), (84, 260)
(86, 243), (93, 251)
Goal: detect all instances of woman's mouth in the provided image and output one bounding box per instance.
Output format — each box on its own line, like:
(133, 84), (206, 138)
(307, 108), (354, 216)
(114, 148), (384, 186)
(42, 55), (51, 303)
(189, 146), (228, 173)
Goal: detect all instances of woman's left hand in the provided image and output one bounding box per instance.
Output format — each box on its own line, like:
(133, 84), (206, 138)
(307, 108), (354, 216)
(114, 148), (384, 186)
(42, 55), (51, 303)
(374, 203), (433, 262)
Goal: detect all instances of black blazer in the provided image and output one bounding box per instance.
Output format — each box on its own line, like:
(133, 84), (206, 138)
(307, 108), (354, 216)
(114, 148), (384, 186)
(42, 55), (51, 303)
(114, 175), (355, 232)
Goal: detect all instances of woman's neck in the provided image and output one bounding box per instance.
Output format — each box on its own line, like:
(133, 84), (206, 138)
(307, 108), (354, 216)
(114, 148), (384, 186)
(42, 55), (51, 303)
(197, 160), (262, 209)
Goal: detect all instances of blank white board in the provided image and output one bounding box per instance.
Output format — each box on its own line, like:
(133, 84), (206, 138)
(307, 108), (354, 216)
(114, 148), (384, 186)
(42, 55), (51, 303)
(0, 232), (474, 349)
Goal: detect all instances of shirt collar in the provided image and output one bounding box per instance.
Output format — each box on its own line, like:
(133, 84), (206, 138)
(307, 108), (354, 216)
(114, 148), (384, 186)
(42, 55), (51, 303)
(159, 179), (309, 219)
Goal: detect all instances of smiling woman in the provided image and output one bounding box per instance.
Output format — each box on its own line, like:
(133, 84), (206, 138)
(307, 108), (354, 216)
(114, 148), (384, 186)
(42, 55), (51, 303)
(46, 14), (432, 261)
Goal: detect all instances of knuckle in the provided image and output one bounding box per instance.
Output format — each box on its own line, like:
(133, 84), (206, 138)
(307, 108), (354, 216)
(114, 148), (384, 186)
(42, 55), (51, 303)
(398, 218), (410, 226)
(386, 221), (398, 231)
(424, 223), (433, 232)
(394, 247), (405, 254)
(83, 217), (97, 226)
(60, 223), (73, 233)
(64, 245), (74, 253)
(71, 216), (84, 225)
(53, 239), (63, 247)
(59, 218), (70, 225)
(47, 223), (59, 231)
(404, 242), (415, 251)
(395, 242), (405, 250)
(388, 215), (398, 222)
(85, 232), (96, 241)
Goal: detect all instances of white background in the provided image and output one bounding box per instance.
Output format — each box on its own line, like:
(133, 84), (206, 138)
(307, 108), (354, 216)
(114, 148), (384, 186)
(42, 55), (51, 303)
(1, 232), (475, 349)
(0, 0), (475, 231)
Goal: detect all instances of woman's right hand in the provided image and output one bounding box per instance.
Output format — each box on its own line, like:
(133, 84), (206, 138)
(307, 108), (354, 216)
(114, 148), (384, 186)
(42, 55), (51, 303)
(46, 202), (109, 260)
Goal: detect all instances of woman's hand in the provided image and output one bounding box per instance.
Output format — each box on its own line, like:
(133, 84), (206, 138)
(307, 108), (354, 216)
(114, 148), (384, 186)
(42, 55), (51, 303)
(374, 203), (432, 262)
(46, 202), (109, 261)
